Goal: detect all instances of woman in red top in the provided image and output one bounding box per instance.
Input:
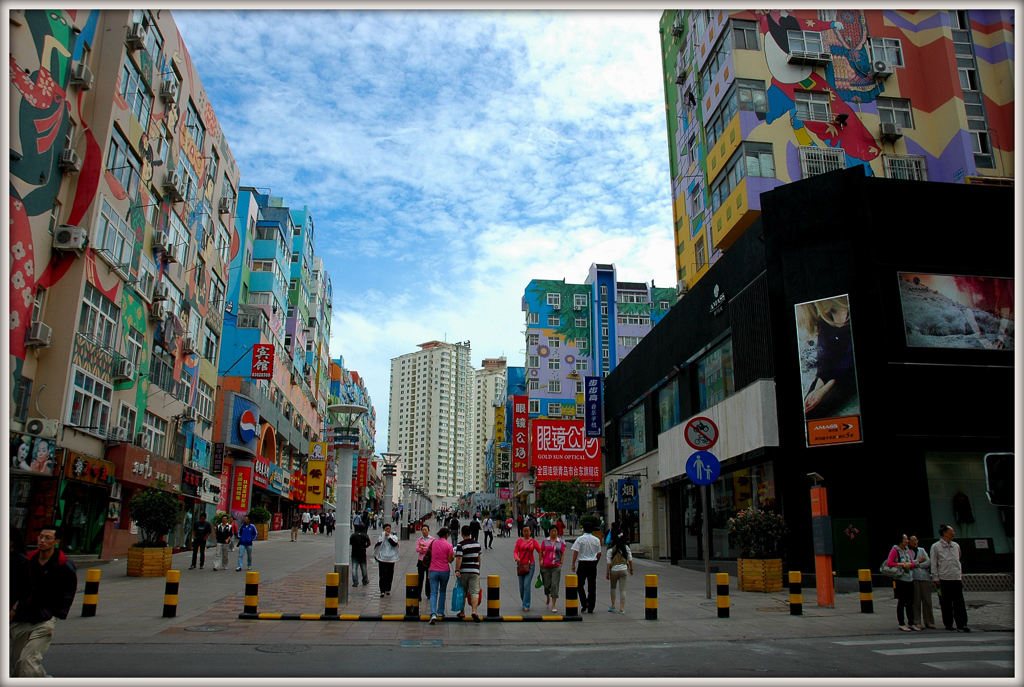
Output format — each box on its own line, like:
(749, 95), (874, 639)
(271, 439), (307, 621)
(514, 526), (542, 612)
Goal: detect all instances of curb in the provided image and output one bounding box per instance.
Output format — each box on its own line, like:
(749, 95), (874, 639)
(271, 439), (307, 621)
(237, 612), (582, 622)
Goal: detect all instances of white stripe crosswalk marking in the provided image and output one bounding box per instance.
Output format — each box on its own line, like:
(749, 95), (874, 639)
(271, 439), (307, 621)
(833, 635), (1005, 646)
(921, 660), (1013, 670)
(874, 645), (1014, 656)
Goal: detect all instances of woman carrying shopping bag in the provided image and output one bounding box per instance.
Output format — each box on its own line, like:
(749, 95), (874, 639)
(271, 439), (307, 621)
(373, 523), (401, 598)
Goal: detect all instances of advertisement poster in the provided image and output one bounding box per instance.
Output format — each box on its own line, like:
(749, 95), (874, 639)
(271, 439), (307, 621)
(231, 466), (252, 515)
(898, 273), (1014, 350)
(10, 432), (57, 475)
(511, 395), (529, 473)
(251, 343), (274, 379)
(308, 441), (328, 461)
(305, 459), (326, 505)
(227, 393), (260, 454)
(530, 419), (602, 483)
(252, 456), (271, 489)
(584, 376), (602, 437)
(795, 294), (862, 446)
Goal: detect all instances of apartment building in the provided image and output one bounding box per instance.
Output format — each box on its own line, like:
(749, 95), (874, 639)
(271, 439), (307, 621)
(472, 357), (507, 494)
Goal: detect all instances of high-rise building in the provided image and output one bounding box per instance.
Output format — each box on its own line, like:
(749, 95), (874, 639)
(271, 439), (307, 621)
(661, 9), (1014, 292)
(9, 9), (241, 558)
(522, 264), (677, 420)
(387, 341), (474, 509)
(472, 357), (507, 493)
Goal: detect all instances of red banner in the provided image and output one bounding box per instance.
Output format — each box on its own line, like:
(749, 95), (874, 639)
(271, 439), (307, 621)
(356, 456), (368, 489)
(231, 466), (252, 512)
(251, 344), (274, 380)
(512, 394), (529, 473)
(530, 419), (602, 483)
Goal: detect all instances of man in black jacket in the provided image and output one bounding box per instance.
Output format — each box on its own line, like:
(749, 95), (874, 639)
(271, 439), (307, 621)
(11, 526), (78, 677)
(350, 527), (371, 587)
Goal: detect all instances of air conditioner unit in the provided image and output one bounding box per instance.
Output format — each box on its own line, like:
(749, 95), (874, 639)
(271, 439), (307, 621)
(125, 22), (147, 51)
(149, 301), (168, 321)
(159, 79), (179, 102)
(58, 148), (82, 174)
(162, 171), (184, 202)
(879, 121), (904, 141)
(137, 432), (153, 450)
(152, 281), (169, 301)
(182, 336), (197, 354)
(26, 321), (52, 347)
(671, 20), (684, 37)
(218, 197), (234, 214)
(676, 280), (689, 295)
(70, 62), (94, 90)
(675, 66), (686, 85)
(52, 224), (87, 252)
(109, 426), (129, 443)
(152, 230), (169, 251)
(869, 59), (894, 79)
(26, 418), (59, 439)
(573, 304), (582, 311)
(181, 406), (198, 422)
(114, 358), (135, 380)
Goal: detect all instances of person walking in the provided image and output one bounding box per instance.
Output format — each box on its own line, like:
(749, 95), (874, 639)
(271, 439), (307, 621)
(290, 512), (300, 542)
(540, 526), (565, 614)
(930, 524), (970, 632)
(10, 526), (78, 677)
(415, 524), (436, 601)
(350, 525), (371, 588)
(555, 516), (565, 539)
(514, 525), (542, 613)
(908, 534), (935, 629)
(325, 512), (336, 537)
(606, 530), (634, 614)
(455, 525), (483, 622)
(311, 512), (320, 535)
(469, 514), (482, 544)
(516, 514), (525, 538)
(571, 521), (603, 614)
(235, 516), (257, 571)
(427, 527), (456, 624)
(373, 523), (401, 598)
(482, 514), (494, 549)
(447, 514), (461, 546)
(505, 516), (514, 538)
(301, 510), (311, 534)
(189, 512), (212, 570)
(213, 516), (232, 570)
(887, 533), (919, 631)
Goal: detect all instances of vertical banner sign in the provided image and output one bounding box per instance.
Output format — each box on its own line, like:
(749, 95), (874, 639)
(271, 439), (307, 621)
(585, 376), (602, 438)
(231, 466), (252, 513)
(356, 455), (368, 489)
(251, 344), (274, 380)
(212, 442), (225, 474)
(617, 478), (639, 510)
(306, 459), (327, 505)
(511, 395), (529, 473)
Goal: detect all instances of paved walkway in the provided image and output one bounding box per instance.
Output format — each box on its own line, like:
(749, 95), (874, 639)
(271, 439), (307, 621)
(55, 528), (1014, 646)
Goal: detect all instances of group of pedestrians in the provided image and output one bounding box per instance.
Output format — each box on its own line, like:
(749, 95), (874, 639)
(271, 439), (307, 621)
(887, 525), (969, 633)
(296, 510), (336, 536)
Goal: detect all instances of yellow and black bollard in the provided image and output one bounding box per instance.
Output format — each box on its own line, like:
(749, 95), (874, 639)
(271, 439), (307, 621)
(716, 572), (730, 619)
(244, 571), (259, 615)
(163, 570), (180, 618)
(858, 569), (874, 613)
(644, 575), (658, 620)
(487, 574), (501, 619)
(406, 573), (420, 619)
(789, 571), (802, 615)
(81, 569), (101, 617)
(325, 573), (339, 616)
(564, 574), (579, 618)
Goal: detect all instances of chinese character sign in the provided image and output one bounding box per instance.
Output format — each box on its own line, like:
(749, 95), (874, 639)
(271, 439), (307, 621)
(306, 459), (327, 505)
(511, 395), (529, 473)
(530, 419), (602, 483)
(617, 478), (639, 510)
(585, 376), (602, 438)
(356, 456), (368, 489)
(251, 344), (274, 380)
(231, 466), (252, 515)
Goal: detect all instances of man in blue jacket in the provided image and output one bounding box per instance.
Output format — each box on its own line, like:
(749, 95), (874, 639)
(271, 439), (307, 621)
(10, 526), (77, 677)
(236, 516), (258, 571)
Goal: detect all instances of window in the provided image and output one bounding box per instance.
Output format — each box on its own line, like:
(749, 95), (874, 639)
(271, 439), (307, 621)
(203, 324), (219, 361)
(958, 67), (978, 91)
(601, 326), (609, 337)
(949, 10), (969, 30)
(711, 142), (774, 212)
(576, 337), (588, 351)
(548, 337), (560, 348)
(877, 97), (913, 128)
(732, 19), (758, 49)
(527, 312), (539, 325)
(528, 380), (539, 391)
(547, 403), (562, 417)
(31, 288), (46, 324)
(209, 274), (225, 315)
(661, 300), (670, 310)
(547, 314), (560, 327)
(106, 128), (141, 198)
(548, 380), (561, 394)
(528, 333), (539, 347)
(143, 411), (168, 456)
(528, 399), (540, 414)
(150, 349), (175, 393)
(179, 369), (193, 404)
(68, 368), (113, 434)
(119, 57), (153, 130)
(13, 376), (32, 423)
(603, 348), (610, 359)
(572, 317), (586, 328)
(125, 326), (144, 369)
(575, 403), (585, 417)
(794, 91), (831, 122)
(48, 199), (62, 236)
(575, 360), (588, 371)
(618, 336), (642, 347)
(573, 293), (588, 308)
(600, 285), (608, 296)
(695, 236), (706, 270)
(175, 152), (200, 204)
(969, 130), (992, 155)
(196, 380), (214, 420)
(528, 355), (539, 368)
(619, 293), (646, 304)
(737, 79), (768, 113)
(546, 293), (561, 309)
(184, 100), (206, 150)
(869, 37), (904, 66)
(697, 338), (734, 410)
(658, 379), (681, 432)
(89, 200), (132, 270)
(788, 30), (823, 53)
(617, 315), (651, 326)
(883, 155), (928, 181)
(118, 403), (137, 436)
(548, 358), (560, 370)
(798, 146), (847, 178)
(216, 221), (231, 265)
(600, 304), (608, 316)
(77, 283), (120, 348)
(137, 252), (156, 301)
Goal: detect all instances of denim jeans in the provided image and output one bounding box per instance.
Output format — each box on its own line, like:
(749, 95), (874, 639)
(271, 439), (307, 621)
(237, 544), (253, 568)
(429, 570), (450, 616)
(352, 559), (368, 585)
(518, 562), (536, 610)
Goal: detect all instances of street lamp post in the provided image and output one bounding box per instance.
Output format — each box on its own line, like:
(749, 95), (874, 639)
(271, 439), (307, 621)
(379, 451), (401, 531)
(401, 476), (413, 539)
(327, 403), (368, 606)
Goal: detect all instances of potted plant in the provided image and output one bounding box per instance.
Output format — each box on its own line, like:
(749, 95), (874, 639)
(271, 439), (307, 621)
(126, 489), (180, 577)
(248, 505), (272, 540)
(727, 509), (788, 592)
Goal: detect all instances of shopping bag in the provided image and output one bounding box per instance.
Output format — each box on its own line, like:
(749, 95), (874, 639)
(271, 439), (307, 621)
(451, 580), (465, 612)
(535, 574), (544, 589)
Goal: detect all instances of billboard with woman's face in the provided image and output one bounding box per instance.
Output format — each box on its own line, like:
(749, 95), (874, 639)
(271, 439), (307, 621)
(10, 432), (56, 475)
(898, 273), (1014, 350)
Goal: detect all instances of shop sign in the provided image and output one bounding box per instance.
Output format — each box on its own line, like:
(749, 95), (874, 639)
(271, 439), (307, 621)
(226, 393), (260, 454)
(268, 464), (286, 495)
(231, 466), (252, 512)
(511, 395), (529, 473)
(499, 488), (512, 499)
(617, 478), (639, 510)
(252, 456), (271, 489)
(212, 443), (225, 474)
(10, 432), (57, 475)
(109, 447), (183, 492)
(356, 456), (368, 489)
(290, 469), (306, 501)
(584, 376), (602, 438)
(200, 472), (221, 504)
(251, 343), (274, 380)
(309, 441), (328, 460)
(709, 284), (727, 316)
(64, 452), (115, 486)
(306, 459), (326, 505)
(181, 467), (202, 498)
(531, 419), (602, 483)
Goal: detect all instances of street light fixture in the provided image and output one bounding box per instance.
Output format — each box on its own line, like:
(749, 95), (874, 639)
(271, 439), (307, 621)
(327, 402), (367, 605)
(379, 451), (401, 527)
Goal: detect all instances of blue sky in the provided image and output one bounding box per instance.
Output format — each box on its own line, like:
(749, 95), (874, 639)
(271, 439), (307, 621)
(174, 10), (676, 449)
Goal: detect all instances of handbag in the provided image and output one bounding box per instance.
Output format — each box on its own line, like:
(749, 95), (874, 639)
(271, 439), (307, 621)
(517, 557), (531, 576)
(450, 580), (465, 612)
(880, 548), (906, 578)
(422, 539), (434, 568)
(534, 574), (544, 589)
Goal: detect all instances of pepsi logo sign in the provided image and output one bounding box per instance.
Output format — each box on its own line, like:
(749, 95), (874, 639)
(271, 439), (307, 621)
(239, 410), (258, 442)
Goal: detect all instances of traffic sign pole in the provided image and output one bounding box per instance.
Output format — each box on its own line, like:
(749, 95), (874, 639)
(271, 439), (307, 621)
(703, 484), (711, 599)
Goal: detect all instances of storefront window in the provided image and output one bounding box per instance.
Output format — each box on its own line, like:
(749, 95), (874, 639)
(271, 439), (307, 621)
(658, 379), (681, 432)
(683, 462), (776, 559)
(925, 452), (1012, 555)
(697, 338), (734, 410)
(619, 404), (646, 463)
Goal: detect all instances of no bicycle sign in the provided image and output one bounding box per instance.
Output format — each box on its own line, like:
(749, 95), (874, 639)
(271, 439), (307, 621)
(684, 416), (719, 451)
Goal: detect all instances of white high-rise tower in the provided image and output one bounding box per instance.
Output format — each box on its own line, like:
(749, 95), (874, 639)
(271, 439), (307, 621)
(473, 357), (507, 494)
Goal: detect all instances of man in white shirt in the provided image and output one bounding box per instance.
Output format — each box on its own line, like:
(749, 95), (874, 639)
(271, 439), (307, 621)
(482, 515), (494, 549)
(930, 524), (969, 632)
(570, 522), (603, 613)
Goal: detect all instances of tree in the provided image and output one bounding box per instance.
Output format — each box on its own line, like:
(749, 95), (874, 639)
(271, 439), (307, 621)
(128, 489), (180, 547)
(535, 477), (589, 516)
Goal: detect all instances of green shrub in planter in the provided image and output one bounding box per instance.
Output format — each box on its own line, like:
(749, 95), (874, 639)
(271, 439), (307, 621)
(128, 489), (180, 548)
(248, 505), (272, 525)
(580, 515), (602, 532)
(727, 509), (788, 559)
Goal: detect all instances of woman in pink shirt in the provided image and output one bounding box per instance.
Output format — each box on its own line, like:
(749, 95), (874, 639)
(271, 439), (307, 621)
(514, 526), (543, 612)
(540, 526), (566, 613)
(427, 527), (456, 624)
(414, 524), (434, 601)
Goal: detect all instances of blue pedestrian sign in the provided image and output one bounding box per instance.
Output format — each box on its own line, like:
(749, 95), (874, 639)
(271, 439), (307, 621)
(686, 451), (720, 485)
